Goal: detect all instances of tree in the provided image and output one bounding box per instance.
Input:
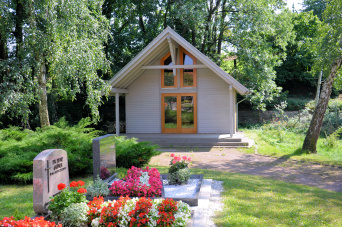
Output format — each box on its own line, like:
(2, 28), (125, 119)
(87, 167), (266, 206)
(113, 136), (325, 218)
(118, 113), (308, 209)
(303, 0), (327, 20)
(105, 0), (294, 110)
(225, 0), (295, 110)
(0, 0), (111, 127)
(275, 11), (321, 96)
(302, 0), (342, 153)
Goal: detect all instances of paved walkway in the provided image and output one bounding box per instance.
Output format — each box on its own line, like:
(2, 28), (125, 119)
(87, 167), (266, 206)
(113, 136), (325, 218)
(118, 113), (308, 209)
(150, 148), (342, 192)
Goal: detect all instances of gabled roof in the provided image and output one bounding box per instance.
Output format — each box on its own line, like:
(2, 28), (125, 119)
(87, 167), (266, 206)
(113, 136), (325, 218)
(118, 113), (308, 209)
(109, 26), (249, 95)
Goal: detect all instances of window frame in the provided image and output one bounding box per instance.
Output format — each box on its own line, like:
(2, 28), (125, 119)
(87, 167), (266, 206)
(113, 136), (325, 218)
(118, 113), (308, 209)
(161, 52), (177, 88)
(180, 47), (197, 88)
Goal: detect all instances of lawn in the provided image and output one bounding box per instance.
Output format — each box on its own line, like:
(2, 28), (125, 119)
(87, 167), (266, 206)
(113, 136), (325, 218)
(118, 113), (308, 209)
(2, 167), (342, 226)
(242, 127), (342, 166)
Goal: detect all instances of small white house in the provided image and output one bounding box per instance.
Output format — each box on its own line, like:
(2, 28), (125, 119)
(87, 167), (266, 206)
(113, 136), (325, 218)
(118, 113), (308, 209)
(109, 27), (249, 137)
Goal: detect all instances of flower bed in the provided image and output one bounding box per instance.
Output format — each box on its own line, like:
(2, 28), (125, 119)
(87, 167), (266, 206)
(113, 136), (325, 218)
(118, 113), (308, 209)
(0, 216), (61, 226)
(0, 197), (190, 227)
(0, 166), (192, 226)
(109, 166), (162, 197)
(88, 196), (191, 227)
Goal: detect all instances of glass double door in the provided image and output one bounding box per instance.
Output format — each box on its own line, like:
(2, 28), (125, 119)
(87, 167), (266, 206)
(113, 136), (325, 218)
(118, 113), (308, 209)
(161, 93), (197, 133)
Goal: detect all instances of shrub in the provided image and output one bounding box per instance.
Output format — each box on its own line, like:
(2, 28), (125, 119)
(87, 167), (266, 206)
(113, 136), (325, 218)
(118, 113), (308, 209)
(115, 136), (160, 169)
(0, 117), (101, 184)
(60, 202), (89, 227)
(86, 176), (110, 198)
(286, 97), (311, 111)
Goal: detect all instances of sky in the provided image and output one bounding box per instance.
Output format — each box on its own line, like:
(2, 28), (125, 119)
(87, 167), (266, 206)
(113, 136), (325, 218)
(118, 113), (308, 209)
(286, 0), (304, 11)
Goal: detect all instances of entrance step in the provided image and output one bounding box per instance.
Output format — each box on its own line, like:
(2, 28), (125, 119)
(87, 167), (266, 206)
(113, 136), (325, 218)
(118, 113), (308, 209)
(123, 133), (254, 148)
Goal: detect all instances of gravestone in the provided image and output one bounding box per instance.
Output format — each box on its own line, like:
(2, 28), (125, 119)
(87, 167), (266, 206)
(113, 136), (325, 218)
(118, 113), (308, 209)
(92, 134), (116, 181)
(33, 149), (69, 214)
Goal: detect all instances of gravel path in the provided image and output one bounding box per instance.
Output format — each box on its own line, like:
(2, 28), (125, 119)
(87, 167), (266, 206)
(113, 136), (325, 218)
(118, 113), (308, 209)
(150, 148), (342, 192)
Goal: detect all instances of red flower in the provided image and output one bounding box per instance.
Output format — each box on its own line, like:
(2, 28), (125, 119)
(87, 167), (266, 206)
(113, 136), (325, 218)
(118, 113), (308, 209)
(77, 188), (87, 194)
(170, 153), (175, 157)
(182, 156), (188, 160)
(188, 157), (192, 161)
(70, 181), (78, 188)
(77, 180), (85, 186)
(57, 183), (66, 191)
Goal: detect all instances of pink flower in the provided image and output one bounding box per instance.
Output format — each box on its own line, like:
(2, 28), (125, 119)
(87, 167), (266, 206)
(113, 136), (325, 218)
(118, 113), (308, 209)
(182, 156), (187, 160)
(188, 157), (192, 161)
(170, 153), (175, 157)
(172, 160), (177, 164)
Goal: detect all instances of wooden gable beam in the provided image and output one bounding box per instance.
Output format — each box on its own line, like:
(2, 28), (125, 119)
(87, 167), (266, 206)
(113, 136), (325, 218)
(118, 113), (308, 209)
(141, 65), (207, 69)
(167, 35), (177, 76)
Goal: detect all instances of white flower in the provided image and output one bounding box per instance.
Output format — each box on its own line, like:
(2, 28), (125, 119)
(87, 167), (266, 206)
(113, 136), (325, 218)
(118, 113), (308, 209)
(91, 217), (100, 227)
(140, 171), (151, 186)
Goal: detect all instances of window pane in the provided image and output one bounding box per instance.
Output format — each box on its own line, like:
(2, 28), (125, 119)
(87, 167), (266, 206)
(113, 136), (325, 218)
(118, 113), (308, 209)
(164, 96), (177, 129)
(163, 55), (174, 87)
(181, 96), (194, 129)
(183, 71), (193, 86)
(183, 54), (193, 65)
(183, 53), (194, 86)
(164, 71), (174, 86)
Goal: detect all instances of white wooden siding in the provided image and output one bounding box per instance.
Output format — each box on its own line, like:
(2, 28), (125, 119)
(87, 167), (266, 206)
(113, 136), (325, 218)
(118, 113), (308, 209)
(126, 69), (161, 133)
(197, 68), (232, 133)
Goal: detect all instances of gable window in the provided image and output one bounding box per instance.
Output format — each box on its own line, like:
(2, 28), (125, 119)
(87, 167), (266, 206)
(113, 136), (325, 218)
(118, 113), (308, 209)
(161, 52), (177, 88)
(180, 47), (196, 87)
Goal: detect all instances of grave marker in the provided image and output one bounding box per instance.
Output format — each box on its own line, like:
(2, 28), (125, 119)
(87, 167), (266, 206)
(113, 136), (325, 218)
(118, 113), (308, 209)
(33, 149), (69, 214)
(93, 134), (116, 180)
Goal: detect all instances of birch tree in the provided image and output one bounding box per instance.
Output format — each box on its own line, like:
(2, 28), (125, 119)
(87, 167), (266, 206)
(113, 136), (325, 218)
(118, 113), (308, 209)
(0, 0), (111, 127)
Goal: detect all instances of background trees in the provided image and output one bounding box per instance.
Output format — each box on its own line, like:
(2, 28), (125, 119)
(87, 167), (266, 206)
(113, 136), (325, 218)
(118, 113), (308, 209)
(0, 0), (110, 128)
(1, 0), (340, 138)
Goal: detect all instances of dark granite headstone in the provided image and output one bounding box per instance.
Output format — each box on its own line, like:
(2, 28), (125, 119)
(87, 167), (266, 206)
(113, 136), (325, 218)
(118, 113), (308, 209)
(33, 149), (69, 214)
(92, 134), (116, 181)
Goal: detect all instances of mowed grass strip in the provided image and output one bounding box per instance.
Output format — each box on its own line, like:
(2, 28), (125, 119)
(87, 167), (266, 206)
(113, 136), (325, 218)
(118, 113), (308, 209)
(0, 184), (35, 220)
(212, 171), (342, 226)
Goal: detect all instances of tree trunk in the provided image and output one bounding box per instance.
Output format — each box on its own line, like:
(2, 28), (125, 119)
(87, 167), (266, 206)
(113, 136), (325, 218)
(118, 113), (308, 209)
(192, 29), (196, 46)
(37, 59), (50, 127)
(302, 57), (342, 153)
(14, 0), (24, 58)
(217, 0), (227, 55)
(201, 0), (220, 53)
(0, 33), (6, 60)
(163, 0), (170, 29)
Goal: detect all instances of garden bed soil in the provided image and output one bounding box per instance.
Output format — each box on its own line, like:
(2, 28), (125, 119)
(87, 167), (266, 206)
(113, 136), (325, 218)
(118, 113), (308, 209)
(149, 147), (342, 192)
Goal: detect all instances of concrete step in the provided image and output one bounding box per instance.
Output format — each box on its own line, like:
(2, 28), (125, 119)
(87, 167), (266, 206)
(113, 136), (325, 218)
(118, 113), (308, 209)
(137, 138), (243, 143)
(155, 141), (251, 147)
(124, 133), (255, 148)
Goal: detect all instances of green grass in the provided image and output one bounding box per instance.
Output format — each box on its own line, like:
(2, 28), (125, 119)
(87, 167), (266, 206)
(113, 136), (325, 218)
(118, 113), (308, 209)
(152, 167), (342, 226)
(242, 128), (342, 166)
(1, 167), (342, 226)
(0, 176), (94, 220)
(216, 171), (342, 226)
(0, 184), (35, 220)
